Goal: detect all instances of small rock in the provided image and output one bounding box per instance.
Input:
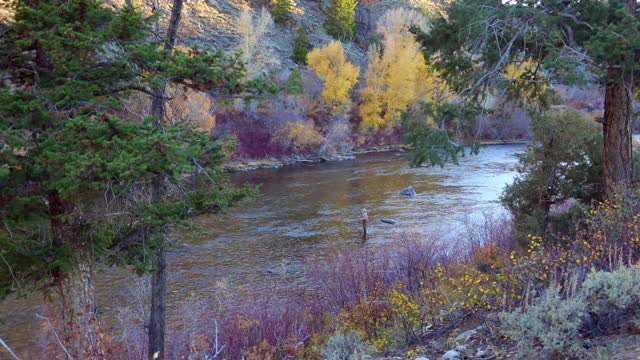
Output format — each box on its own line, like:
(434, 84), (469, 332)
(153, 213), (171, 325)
(476, 349), (489, 358)
(442, 350), (461, 360)
(380, 218), (398, 225)
(401, 186), (417, 197)
(454, 326), (483, 343)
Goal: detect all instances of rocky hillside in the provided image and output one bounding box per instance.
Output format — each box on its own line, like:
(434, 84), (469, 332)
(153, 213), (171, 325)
(105, 0), (440, 73)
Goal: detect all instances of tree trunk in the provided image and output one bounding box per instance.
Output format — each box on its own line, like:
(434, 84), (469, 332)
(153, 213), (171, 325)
(49, 190), (102, 359)
(601, 0), (639, 200)
(147, 86), (168, 360)
(59, 245), (102, 360)
(603, 76), (633, 199)
(147, 245), (167, 359)
(147, 0), (183, 357)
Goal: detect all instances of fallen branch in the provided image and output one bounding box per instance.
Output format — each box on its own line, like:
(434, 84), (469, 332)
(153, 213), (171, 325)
(35, 314), (73, 359)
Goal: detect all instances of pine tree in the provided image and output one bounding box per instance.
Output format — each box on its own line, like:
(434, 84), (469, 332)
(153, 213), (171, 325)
(415, 0), (640, 201)
(0, 0), (250, 355)
(292, 26), (310, 64)
(272, 0), (294, 24)
(323, 0), (357, 41)
(286, 68), (304, 95)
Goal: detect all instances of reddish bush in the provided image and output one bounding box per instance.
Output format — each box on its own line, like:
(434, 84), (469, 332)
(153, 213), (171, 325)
(213, 111), (289, 158)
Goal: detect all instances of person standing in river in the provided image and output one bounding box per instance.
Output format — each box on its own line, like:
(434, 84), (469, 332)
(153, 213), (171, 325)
(361, 208), (368, 242)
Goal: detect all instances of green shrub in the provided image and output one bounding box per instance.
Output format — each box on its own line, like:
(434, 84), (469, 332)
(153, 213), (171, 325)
(286, 68), (303, 95)
(582, 266), (640, 314)
(500, 109), (603, 245)
(320, 330), (374, 360)
(271, 0), (293, 23)
(292, 26), (310, 64)
(323, 0), (357, 40)
(499, 287), (587, 355)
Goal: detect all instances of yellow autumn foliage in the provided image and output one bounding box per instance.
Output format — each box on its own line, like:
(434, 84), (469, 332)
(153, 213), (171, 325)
(360, 8), (449, 130)
(272, 120), (324, 152)
(504, 59), (536, 80)
(166, 87), (217, 131)
(504, 59), (545, 103)
(359, 46), (387, 129)
(123, 85), (216, 132)
(307, 41), (360, 111)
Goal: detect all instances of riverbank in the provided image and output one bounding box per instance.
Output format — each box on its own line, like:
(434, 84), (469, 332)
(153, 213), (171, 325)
(223, 140), (530, 172)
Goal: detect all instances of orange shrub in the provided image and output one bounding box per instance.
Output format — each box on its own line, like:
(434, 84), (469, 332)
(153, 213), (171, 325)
(271, 120), (324, 154)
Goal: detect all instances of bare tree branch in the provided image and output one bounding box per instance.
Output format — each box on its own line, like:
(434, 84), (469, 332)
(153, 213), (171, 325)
(35, 314), (73, 360)
(0, 338), (21, 360)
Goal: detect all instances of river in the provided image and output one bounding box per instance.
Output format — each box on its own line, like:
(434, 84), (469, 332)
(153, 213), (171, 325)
(0, 144), (525, 358)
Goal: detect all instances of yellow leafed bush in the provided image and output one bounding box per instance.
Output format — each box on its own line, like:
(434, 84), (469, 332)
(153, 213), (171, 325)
(272, 120), (324, 153)
(123, 86), (216, 132)
(165, 87), (217, 131)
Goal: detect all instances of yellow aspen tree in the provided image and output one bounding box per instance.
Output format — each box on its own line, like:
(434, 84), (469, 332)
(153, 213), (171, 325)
(360, 8), (448, 130)
(307, 41), (360, 111)
(382, 36), (427, 123)
(359, 45), (387, 128)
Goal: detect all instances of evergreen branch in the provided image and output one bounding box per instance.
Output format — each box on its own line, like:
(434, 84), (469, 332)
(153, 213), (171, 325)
(556, 10), (594, 30)
(192, 157), (216, 188)
(459, 16), (531, 98)
(112, 227), (149, 252)
(99, 84), (174, 100)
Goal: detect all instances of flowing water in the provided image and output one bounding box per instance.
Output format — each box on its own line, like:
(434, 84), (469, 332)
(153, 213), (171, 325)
(0, 144), (525, 358)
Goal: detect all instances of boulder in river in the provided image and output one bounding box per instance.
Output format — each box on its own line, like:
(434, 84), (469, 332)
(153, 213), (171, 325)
(401, 186), (417, 197)
(380, 219), (398, 225)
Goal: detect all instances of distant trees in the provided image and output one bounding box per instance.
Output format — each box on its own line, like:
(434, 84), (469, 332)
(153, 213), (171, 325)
(237, 7), (276, 77)
(307, 41), (360, 110)
(286, 68), (304, 95)
(360, 8), (445, 130)
(307, 41), (359, 155)
(292, 26), (310, 64)
(323, 0), (357, 40)
(271, 0), (294, 23)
